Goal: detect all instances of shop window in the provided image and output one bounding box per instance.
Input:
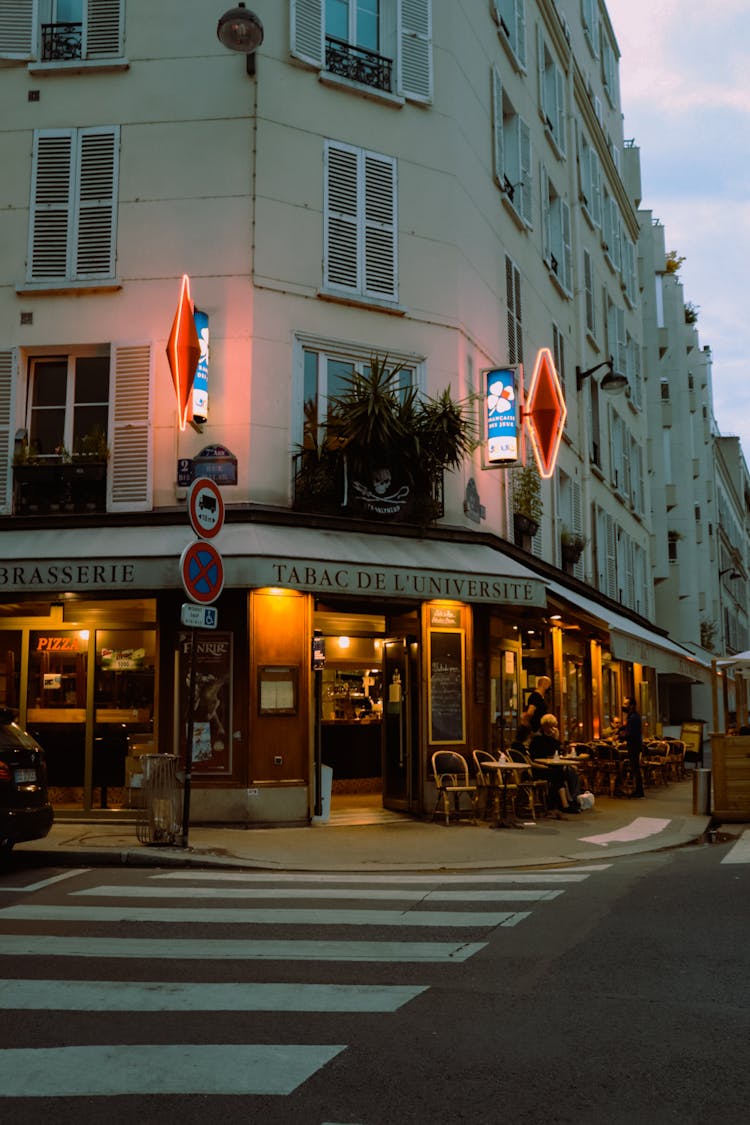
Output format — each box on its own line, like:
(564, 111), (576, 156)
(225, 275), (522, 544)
(0, 634), (22, 709)
(27, 629), (89, 719)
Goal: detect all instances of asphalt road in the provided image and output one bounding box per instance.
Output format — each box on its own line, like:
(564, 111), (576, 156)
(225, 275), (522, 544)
(1, 835), (748, 1123)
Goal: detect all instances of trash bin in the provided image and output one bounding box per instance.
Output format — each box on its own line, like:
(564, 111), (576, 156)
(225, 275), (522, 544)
(137, 754), (182, 845)
(313, 764), (333, 823)
(692, 767), (711, 816)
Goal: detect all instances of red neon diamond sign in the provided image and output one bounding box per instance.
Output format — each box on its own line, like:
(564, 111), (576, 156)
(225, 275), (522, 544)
(524, 347), (567, 478)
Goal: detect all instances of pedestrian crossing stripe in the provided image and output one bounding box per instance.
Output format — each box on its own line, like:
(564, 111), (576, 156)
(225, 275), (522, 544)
(155, 868), (610, 884)
(0, 1044), (346, 1098)
(0, 935), (487, 962)
(74, 885), (564, 903)
(0, 980), (427, 1012)
(720, 828), (750, 864)
(0, 905), (530, 927)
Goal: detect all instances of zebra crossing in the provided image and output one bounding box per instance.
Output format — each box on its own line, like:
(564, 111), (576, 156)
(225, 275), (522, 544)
(0, 863), (611, 1101)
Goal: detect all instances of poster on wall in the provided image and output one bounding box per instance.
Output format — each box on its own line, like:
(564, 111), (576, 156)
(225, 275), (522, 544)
(178, 631), (233, 774)
(429, 630), (465, 744)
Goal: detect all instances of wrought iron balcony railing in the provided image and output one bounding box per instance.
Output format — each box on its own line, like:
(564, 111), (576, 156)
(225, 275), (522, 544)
(325, 36), (393, 93)
(41, 21), (83, 61)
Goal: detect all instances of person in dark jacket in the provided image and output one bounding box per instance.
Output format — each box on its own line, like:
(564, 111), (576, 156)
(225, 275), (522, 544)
(524, 676), (551, 732)
(528, 713), (580, 815)
(620, 696), (645, 798)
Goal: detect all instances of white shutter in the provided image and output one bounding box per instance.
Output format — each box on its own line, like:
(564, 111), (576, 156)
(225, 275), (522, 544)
(29, 130), (74, 281)
(555, 66), (566, 154)
(491, 66), (504, 188)
(515, 0), (526, 68)
(324, 142), (359, 291)
(0, 0), (34, 59)
(399, 0), (432, 103)
(108, 343), (153, 512)
(363, 152), (397, 300)
(571, 479), (584, 579)
(75, 126), (118, 278)
(85, 0), (123, 59)
(290, 0), (323, 66)
(561, 200), (571, 293)
(540, 164), (551, 265)
(0, 350), (17, 516)
(606, 513), (617, 600)
(519, 119), (531, 224)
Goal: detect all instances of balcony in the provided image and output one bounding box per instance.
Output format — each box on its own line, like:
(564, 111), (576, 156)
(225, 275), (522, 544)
(41, 22), (83, 61)
(325, 36), (393, 93)
(14, 461), (107, 516)
(293, 452), (444, 525)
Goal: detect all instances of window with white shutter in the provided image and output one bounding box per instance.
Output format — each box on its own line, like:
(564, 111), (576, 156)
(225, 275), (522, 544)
(291, 0), (432, 103)
(505, 255), (523, 366)
(537, 28), (566, 157)
(324, 141), (397, 303)
(492, 66), (532, 226)
(0, 350), (17, 515)
(108, 343), (153, 512)
(541, 166), (572, 294)
(492, 0), (526, 71)
(0, 0), (124, 63)
(28, 126), (119, 283)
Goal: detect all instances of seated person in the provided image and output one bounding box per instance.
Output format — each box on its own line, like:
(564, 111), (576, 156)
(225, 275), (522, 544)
(510, 723), (532, 753)
(528, 713), (581, 815)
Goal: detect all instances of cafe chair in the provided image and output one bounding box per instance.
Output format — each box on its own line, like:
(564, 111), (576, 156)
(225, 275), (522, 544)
(589, 741), (621, 797)
(507, 748), (544, 820)
(431, 751), (479, 826)
(472, 749), (501, 820)
(642, 740), (670, 787)
(665, 739), (687, 781)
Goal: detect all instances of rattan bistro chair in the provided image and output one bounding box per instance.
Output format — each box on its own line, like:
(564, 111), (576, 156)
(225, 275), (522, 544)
(431, 751), (479, 826)
(472, 749), (504, 821)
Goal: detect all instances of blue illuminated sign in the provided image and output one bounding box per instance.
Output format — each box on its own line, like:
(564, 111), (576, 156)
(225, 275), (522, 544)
(485, 367), (518, 464)
(192, 308), (209, 424)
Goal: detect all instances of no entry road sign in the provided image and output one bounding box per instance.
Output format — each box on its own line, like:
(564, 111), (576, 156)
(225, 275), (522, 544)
(180, 540), (224, 605)
(187, 476), (225, 539)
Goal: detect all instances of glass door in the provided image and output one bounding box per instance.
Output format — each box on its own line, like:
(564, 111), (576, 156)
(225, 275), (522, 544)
(382, 637), (418, 811)
(26, 629), (89, 807)
(492, 639), (522, 753)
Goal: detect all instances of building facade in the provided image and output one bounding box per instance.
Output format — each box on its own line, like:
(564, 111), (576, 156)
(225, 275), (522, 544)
(0, 0), (724, 822)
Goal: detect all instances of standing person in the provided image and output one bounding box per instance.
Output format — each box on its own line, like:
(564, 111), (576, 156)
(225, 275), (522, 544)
(620, 696), (645, 798)
(525, 675), (551, 732)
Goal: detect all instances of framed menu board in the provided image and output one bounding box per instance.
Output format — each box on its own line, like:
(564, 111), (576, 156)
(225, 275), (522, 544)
(680, 720), (704, 764)
(429, 629), (466, 744)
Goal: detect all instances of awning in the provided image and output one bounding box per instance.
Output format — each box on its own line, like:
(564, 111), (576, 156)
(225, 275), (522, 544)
(547, 581), (712, 683)
(0, 523), (548, 607)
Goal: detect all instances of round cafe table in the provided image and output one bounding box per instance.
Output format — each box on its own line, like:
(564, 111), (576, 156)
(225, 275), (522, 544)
(482, 760), (532, 828)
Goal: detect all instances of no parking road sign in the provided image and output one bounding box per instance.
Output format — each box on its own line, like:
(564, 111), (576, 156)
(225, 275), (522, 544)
(180, 540), (224, 605)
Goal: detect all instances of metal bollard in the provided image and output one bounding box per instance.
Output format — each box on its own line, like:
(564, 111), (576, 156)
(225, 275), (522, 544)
(692, 767), (711, 816)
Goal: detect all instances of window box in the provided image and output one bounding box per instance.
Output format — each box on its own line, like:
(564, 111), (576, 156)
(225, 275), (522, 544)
(14, 461), (107, 515)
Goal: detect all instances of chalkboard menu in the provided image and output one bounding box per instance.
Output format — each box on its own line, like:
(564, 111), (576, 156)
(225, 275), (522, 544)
(429, 630), (465, 744)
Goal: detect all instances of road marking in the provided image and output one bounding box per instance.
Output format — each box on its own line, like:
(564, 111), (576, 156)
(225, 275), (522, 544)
(155, 868), (609, 884)
(579, 817), (671, 846)
(0, 904), (530, 927)
(74, 885), (563, 904)
(0, 869), (89, 894)
(0, 979), (427, 1012)
(0, 935), (487, 962)
(721, 829), (750, 864)
(0, 1044), (346, 1097)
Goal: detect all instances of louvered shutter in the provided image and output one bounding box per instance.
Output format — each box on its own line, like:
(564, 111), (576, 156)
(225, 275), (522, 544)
(514, 0), (526, 68)
(0, 350), (17, 516)
(85, 0), (123, 59)
(325, 143), (359, 291)
(555, 66), (566, 153)
(75, 127), (118, 278)
(399, 0), (432, 103)
(29, 131), (74, 281)
(363, 152), (397, 300)
(108, 343), (153, 512)
(491, 66), (504, 188)
(0, 0), (33, 59)
(540, 164), (551, 266)
(519, 119), (532, 224)
(606, 513), (617, 600)
(571, 479), (584, 580)
(561, 200), (571, 293)
(290, 0), (323, 66)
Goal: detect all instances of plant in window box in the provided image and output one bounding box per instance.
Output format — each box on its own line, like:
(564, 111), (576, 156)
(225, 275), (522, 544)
(72, 427), (110, 463)
(560, 527), (586, 566)
(512, 464), (543, 540)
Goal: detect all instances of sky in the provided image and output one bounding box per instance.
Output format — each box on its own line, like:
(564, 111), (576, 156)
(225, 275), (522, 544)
(605, 0), (750, 464)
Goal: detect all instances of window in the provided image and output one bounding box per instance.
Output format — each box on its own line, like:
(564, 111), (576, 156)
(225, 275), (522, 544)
(28, 126), (119, 283)
(552, 323), (566, 396)
(581, 0), (599, 57)
(583, 250), (596, 338)
(537, 29), (566, 156)
(578, 131), (601, 227)
(291, 0), (432, 102)
(27, 353), (109, 457)
(492, 0), (526, 70)
(541, 167), (572, 294)
(492, 67), (532, 226)
(0, 0), (124, 63)
(295, 340), (420, 453)
(667, 532), (679, 563)
(600, 28), (618, 108)
(505, 256), (523, 365)
(324, 141), (397, 302)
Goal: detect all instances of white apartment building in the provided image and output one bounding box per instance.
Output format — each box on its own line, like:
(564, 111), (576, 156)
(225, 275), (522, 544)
(0, 0), (714, 822)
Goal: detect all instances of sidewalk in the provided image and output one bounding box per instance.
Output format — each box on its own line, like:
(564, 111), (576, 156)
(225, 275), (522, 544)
(16, 778), (727, 873)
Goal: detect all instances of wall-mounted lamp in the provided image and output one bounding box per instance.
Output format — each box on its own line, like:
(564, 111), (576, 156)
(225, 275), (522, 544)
(575, 355), (628, 394)
(719, 567), (742, 580)
(217, 3), (264, 75)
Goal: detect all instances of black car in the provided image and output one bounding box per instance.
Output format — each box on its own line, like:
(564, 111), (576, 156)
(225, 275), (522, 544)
(0, 708), (54, 855)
